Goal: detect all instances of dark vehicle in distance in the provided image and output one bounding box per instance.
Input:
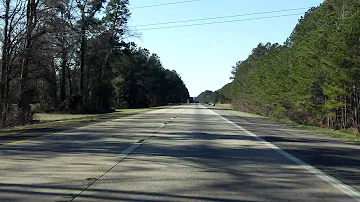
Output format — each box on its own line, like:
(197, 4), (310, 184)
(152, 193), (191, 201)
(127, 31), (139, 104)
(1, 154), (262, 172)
(188, 97), (194, 103)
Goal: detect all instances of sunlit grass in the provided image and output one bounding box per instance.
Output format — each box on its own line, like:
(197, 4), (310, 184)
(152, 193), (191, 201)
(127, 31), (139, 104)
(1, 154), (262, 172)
(215, 104), (233, 110)
(35, 113), (93, 122)
(270, 118), (360, 142)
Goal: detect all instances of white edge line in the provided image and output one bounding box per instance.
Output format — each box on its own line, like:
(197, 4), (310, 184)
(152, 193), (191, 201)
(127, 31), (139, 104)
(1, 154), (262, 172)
(207, 106), (360, 202)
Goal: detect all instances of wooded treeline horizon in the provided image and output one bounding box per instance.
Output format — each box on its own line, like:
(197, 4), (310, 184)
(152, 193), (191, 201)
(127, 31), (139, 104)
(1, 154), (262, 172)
(200, 0), (360, 132)
(0, 0), (189, 128)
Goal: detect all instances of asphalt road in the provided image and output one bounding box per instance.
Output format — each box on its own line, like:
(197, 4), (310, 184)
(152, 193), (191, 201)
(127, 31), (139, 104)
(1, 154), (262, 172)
(0, 104), (359, 201)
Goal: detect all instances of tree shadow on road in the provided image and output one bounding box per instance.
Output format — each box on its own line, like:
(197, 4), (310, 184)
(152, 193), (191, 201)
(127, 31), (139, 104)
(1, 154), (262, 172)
(0, 110), (359, 201)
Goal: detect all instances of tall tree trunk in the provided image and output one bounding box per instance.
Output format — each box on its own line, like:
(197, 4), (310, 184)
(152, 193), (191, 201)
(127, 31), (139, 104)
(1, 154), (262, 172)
(67, 67), (72, 97)
(97, 46), (111, 112)
(354, 85), (360, 131)
(0, 0), (10, 126)
(60, 11), (67, 103)
(79, 9), (85, 105)
(85, 60), (89, 108)
(52, 59), (57, 109)
(18, 0), (36, 125)
(60, 48), (67, 102)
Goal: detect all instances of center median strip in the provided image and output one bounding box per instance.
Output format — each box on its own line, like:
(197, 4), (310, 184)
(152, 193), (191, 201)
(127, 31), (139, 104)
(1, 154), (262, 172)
(0, 108), (164, 147)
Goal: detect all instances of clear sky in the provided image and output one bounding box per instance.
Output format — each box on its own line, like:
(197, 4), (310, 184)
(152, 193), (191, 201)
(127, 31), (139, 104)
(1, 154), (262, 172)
(127, 0), (323, 97)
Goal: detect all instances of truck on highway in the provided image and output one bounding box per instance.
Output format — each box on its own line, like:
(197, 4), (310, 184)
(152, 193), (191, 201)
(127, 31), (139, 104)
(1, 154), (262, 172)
(194, 97), (199, 103)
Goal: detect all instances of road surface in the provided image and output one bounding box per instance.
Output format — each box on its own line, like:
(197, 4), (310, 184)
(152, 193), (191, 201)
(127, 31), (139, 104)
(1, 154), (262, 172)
(0, 104), (359, 201)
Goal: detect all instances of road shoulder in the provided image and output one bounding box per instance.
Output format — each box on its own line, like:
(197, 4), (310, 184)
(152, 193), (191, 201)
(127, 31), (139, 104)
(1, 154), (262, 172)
(205, 104), (360, 192)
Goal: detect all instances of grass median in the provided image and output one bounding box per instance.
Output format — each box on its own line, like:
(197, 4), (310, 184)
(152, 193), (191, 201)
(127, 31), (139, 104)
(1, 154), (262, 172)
(0, 108), (155, 138)
(215, 103), (360, 143)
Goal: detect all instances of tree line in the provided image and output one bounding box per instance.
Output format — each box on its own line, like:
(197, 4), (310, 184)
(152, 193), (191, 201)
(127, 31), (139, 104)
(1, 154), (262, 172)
(0, 0), (189, 128)
(214, 0), (360, 132)
(197, 89), (230, 104)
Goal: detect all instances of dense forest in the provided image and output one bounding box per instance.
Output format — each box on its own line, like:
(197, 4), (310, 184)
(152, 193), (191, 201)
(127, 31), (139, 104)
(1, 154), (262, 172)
(213, 0), (360, 132)
(197, 89), (230, 104)
(0, 0), (189, 128)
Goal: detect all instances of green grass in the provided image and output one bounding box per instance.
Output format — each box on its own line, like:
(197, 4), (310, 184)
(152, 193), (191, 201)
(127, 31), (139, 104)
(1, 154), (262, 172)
(215, 104), (233, 110)
(265, 117), (360, 142)
(34, 113), (94, 122)
(215, 104), (263, 118)
(215, 104), (360, 142)
(0, 108), (154, 138)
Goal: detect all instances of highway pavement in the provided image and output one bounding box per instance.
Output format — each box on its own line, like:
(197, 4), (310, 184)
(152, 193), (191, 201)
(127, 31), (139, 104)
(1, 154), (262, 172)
(0, 104), (359, 201)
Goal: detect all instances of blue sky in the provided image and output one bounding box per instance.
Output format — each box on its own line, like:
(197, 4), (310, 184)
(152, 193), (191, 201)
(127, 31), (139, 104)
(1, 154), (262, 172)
(127, 0), (323, 97)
